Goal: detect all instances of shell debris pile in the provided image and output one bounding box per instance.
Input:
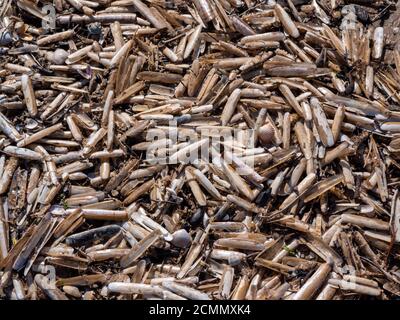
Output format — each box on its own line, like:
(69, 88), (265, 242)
(1, 0), (400, 300)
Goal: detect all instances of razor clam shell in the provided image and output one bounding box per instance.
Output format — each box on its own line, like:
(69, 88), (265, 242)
(0, 0), (399, 302)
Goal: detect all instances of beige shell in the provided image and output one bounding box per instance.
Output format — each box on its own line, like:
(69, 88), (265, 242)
(258, 123), (275, 145)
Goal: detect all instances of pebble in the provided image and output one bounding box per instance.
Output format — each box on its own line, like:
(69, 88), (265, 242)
(63, 285), (81, 298)
(171, 229), (192, 248)
(51, 48), (69, 65)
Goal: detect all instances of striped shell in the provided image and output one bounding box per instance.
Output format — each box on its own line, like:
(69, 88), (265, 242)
(258, 123), (275, 145)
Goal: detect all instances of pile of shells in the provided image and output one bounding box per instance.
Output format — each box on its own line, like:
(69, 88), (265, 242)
(1, 0), (400, 300)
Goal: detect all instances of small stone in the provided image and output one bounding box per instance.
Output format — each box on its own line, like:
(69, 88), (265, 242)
(63, 285), (81, 298)
(25, 119), (39, 130)
(51, 48), (69, 65)
(111, 190), (119, 197)
(171, 229), (191, 248)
